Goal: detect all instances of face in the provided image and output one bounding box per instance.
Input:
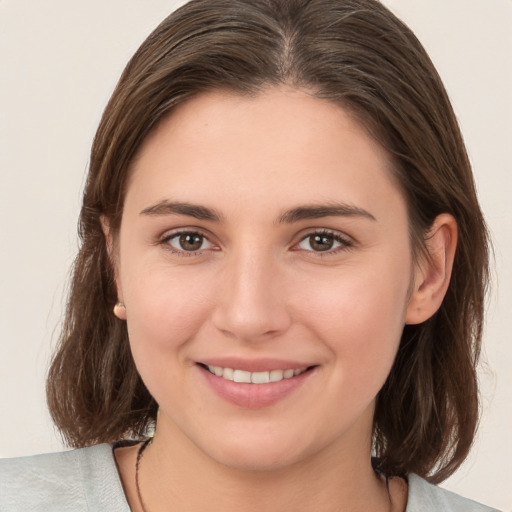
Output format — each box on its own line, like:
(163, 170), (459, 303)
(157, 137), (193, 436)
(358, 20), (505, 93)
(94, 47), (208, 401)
(113, 88), (421, 471)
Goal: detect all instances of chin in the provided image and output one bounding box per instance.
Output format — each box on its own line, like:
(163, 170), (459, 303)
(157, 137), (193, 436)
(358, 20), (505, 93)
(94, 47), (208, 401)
(199, 428), (323, 473)
(210, 446), (304, 473)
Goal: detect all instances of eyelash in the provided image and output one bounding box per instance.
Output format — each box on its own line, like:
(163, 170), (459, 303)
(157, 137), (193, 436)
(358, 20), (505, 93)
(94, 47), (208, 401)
(296, 229), (354, 256)
(159, 229), (354, 257)
(160, 230), (216, 257)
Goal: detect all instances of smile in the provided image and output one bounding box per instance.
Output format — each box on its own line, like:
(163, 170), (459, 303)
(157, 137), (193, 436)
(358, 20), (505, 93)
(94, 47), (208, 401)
(204, 365), (308, 383)
(198, 361), (316, 408)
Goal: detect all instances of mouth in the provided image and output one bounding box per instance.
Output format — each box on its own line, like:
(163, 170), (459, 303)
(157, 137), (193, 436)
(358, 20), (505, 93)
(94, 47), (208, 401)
(196, 361), (317, 408)
(198, 363), (315, 384)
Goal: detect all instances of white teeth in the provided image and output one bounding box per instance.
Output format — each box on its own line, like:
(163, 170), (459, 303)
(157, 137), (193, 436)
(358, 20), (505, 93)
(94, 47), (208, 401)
(251, 371), (270, 384)
(222, 367), (234, 381)
(269, 369), (284, 382)
(233, 370), (252, 383)
(206, 365), (307, 383)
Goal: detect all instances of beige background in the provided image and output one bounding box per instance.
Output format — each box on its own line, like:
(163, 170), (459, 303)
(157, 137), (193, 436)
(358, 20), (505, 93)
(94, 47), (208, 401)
(0, 1), (510, 510)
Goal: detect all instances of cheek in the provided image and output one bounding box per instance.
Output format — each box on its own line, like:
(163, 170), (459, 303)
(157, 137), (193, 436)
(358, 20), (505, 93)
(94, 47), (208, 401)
(121, 263), (216, 359)
(296, 274), (408, 441)
(296, 260), (410, 379)
(120, 266), (219, 411)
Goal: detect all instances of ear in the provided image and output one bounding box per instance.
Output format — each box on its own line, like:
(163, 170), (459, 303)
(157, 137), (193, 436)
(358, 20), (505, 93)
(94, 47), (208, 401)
(405, 213), (457, 325)
(100, 216), (127, 321)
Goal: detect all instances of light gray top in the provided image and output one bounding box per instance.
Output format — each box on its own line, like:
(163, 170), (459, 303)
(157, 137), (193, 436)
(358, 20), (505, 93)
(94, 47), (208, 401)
(0, 444), (501, 511)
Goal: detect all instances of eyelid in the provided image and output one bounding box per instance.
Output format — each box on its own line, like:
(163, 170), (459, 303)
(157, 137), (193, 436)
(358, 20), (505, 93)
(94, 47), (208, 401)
(158, 225), (214, 242)
(155, 226), (354, 257)
(159, 228), (219, 255)
(293, 228), (354, 254)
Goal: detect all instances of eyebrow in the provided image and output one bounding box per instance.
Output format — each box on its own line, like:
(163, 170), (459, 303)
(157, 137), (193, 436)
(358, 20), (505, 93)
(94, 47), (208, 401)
(277, 203), (376, 223)
(140, 200), (224, 221)
(140, 200), (376, 223)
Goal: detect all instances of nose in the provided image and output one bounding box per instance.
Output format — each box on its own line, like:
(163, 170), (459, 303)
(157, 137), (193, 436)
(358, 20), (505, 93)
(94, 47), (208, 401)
(211, 248), (292, 343)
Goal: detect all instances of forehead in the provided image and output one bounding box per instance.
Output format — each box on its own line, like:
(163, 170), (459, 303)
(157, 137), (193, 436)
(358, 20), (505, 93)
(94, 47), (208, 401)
(125, 87), (406, 224)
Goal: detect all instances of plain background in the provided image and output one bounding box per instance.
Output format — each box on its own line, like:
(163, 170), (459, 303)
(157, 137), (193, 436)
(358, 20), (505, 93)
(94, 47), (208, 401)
(0, 1), (510, 510)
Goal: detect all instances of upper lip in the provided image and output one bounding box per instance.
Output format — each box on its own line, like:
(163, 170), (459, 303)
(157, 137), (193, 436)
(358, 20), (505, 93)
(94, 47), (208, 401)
(198, 357), (315, 373)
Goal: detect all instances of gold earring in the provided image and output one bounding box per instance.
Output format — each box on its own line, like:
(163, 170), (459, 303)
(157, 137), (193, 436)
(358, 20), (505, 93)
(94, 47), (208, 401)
(113, 301), (127, 320)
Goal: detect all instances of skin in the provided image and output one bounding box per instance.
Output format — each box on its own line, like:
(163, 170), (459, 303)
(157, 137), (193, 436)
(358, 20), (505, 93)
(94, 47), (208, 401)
(108, 88), (456, 512)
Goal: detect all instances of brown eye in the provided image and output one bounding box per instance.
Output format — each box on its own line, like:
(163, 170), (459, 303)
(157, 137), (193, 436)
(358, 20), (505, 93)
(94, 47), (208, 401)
(167, 232), (212, 252)
(179, 233), (203, 251)
(309, 234), (335, 251)
(297, 231), (350, 253)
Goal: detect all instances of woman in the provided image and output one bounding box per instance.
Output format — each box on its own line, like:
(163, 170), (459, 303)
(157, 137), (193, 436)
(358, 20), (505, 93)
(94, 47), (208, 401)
(0, 0), (499, 510)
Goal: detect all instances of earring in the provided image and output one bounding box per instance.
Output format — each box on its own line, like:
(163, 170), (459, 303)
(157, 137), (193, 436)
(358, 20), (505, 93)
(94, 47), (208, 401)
(113, 301), (127, 320)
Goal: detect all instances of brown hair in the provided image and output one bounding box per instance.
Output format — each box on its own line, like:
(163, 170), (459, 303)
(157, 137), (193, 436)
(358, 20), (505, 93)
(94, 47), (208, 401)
(47, 0), (489, 483)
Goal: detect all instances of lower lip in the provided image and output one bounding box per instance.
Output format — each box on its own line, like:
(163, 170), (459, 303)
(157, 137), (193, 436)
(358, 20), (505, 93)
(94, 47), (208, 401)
(198, 365), (314, 409)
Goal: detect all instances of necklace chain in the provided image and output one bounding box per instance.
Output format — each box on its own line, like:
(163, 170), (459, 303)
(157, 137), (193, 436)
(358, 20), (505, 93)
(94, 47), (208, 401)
(135, 438), (153, 512)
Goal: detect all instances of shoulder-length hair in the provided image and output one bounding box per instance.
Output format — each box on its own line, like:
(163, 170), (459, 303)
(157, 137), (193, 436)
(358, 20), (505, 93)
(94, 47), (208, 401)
(47, 0), (489, 483)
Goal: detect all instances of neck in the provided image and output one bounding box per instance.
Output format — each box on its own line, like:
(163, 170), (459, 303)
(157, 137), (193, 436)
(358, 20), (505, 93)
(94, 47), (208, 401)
(134, 421), (392, 512)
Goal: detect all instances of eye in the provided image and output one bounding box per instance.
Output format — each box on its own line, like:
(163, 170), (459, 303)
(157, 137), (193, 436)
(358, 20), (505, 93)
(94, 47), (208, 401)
(296, 231), (352, 253)
(165, 231), (214, 253)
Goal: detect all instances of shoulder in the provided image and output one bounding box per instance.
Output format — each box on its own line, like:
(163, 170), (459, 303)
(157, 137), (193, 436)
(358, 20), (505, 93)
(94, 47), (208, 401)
(406, 474), (502, 512)
(0, 443), (130, 512)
